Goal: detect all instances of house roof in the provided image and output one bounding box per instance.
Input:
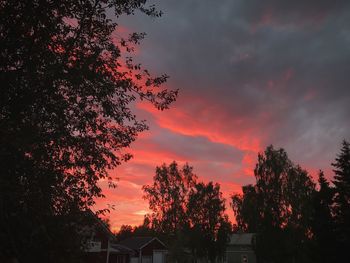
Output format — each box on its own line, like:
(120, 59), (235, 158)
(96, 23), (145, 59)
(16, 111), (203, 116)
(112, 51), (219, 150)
(110, 244), (135, 255)
(229, 233), (256, 246)
(118, 237), (166, 251)
(84, 210), (115, 240)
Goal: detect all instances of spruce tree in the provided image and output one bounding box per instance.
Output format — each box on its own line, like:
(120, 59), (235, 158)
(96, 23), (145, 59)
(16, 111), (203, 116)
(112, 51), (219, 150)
(312, 171), (336, 263)
(332, 140), (350, 256)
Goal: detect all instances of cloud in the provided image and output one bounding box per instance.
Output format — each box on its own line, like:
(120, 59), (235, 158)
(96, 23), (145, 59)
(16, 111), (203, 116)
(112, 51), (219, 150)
(94, 183), (147, 232)
(97, 0), (350, 230)
(236, 0), (350, 29)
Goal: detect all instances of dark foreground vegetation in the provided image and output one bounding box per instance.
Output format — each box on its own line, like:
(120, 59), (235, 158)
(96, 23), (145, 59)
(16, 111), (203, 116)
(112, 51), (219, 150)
(0, 0), (176, 262)
(117, 141), (350, 263)
(231, 141), (350, 263)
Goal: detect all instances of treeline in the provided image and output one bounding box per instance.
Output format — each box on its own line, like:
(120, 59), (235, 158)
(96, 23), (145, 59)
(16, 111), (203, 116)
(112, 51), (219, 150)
(117, 162), (232, 262)
(232, 141), (350, 263)
(117, 141), (350, 263)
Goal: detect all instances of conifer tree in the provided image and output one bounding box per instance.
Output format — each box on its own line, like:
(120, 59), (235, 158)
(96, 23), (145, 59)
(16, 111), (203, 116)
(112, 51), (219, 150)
(312, 171), (336, 263)
(332, 140), (350, 256)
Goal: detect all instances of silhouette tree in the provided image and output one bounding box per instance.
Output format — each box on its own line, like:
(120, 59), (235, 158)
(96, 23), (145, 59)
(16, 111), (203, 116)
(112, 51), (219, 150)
(187, 182), (229, 262)
(115, 217), (156, 241)
(332, 140), (350, 258)
(311, 171), (336, 263)
(115, 225), (134, 242)
(0, 0), (176, 261)
(231, 184), (259, 232)
(143, 162), (197, 234)
(133, 216), (156, 237)
(143, 162), (231, 262)
(232, 146), (315, 263)
(215, 216), (232, 262)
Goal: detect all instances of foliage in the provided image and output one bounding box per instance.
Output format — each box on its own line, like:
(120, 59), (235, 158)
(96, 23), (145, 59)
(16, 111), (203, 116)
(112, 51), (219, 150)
(231, 184), (259, 232)
(231, 145), (315, 263)
(332, 140), (350, 257)
(143, 162), (230, 262)
(215, 216), (232, 262)
(187, 182), (230, 262)
(143, 162), (197, 234)
(254, 146), (315, 233)
(116, 225), (134, 242)
(311, 171), (336, 263)
(0, 0), (177, 261)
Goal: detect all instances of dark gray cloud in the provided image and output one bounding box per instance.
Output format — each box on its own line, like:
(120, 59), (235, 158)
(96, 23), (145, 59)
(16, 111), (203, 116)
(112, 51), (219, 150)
(235, 0), (350, 26)
(101, 1), (350, 228)
(119, 0), (350, 176)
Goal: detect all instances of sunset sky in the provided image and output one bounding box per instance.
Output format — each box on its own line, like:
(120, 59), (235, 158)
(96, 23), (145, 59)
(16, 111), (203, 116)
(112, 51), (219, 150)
(95, 0), (350, 232)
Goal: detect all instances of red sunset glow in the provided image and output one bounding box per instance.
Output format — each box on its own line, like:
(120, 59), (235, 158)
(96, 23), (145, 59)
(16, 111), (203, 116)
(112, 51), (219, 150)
(90, 1), (350, 233)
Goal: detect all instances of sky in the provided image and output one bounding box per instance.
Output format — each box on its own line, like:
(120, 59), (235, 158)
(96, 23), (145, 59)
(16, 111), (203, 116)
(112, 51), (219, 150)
(95, 0), (350, 232)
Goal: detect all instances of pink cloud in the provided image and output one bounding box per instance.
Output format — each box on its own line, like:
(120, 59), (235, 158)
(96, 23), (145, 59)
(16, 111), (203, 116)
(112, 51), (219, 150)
(303, 88), (317, 101)
(137, 100), (262, 153)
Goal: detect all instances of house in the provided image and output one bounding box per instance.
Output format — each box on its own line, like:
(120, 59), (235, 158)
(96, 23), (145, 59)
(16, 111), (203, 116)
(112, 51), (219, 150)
(225, 233), (256, 263)
(118, 236), (168, 263)
(83, 211), (134, 263)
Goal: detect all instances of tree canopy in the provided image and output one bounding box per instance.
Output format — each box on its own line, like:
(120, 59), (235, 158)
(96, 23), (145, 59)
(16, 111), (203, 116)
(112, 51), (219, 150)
(143, 162), (231, 262)
(187, 181), (230, 262)
(143, 162), (197, 234)
(231, 145), (315, 263)
(332, 140), (350, 257)
(0, 0), (176, 261)
(311, 171), (336, 263)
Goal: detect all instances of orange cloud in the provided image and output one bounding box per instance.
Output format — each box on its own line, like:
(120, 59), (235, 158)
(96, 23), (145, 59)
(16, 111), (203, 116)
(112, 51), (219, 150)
(94, 179), (149, 232)
(137, 100), (262, 153)
(93, 88), (272, 231)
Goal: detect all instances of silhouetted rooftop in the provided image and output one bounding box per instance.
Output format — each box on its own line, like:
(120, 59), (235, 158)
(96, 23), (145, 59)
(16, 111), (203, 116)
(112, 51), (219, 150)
(118, 236), (165, 250)
(110, 243), (135, 254)
(119, 237), (154, 250)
